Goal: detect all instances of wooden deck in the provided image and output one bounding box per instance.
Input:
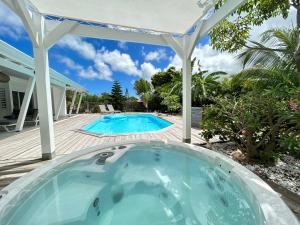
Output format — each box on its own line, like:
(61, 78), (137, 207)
(0, 114), (206, 189)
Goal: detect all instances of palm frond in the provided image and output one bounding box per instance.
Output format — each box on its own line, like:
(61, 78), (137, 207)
(239, 27), (297, 70)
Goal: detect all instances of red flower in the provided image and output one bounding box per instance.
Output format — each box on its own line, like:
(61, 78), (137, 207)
(288, 99), (299, 110)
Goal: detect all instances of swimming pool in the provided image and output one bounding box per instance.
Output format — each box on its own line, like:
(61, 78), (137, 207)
(0, 141), (298, 225)
(82, 114), (172, 135)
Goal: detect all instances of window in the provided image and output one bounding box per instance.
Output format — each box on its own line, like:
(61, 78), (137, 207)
(12, 91), (34, 110)
(12, 91), (19, 109)
(0, 88), (6, 109)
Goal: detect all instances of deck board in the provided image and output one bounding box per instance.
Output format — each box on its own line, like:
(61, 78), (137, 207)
(0, 113), (206, 189)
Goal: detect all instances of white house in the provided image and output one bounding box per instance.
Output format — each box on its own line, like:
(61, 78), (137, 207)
(0, 40), (86, 130)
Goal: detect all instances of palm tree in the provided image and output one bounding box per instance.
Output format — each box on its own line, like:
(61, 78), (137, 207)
(141, 91), (152, 110)
(239, 27), (299, 83)
(165, 59), (226, 106)
(166, 70), (225, 106)
(192, 70), (225, 104)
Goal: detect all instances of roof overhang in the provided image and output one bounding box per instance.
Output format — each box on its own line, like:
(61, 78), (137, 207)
(0, 40), (86, 93)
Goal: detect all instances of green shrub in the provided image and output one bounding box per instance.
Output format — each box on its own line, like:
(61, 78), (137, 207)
(201, 95), (288, 163)
(148, 92), (167, 112)
(280, 133), (300, 158)
(279, 92), (300, 158)
(161, 95), (181, 114)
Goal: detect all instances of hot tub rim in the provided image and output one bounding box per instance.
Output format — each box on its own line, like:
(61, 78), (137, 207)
(0, 139), (298, 225)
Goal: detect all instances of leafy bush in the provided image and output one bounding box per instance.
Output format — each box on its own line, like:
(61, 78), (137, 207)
(161, 95), (181, 114)
(124, 98), (146, 112)
(280, 133), (300, 158)
(148, 92), (167, 112)
(201, 94), (293, 163)
(279, 91), (300, 158)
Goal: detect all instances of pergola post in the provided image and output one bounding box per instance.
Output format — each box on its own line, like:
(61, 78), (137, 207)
(76, 93), (83, 114)
(69, 90), (77, 116)
(33, 45), (56, 159)
(7, 0), (79, 159)
(15, 76), (36, 131)
(182, 38), (192, 143)
(164, 35), (196, 143)
(54, 86), (66, 121)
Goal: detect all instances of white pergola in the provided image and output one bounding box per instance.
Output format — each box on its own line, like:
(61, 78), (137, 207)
(2, 0), (245, 160)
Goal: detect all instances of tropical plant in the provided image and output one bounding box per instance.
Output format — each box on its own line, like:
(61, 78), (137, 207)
(279, 88), (300, 158)
(151, 67), (174, 89)
(161, 95), (181, 114)
(192, 69), (225, 105)
(140, 91), (152, 110)
(202, 95), (288, 163)
(134, 79), (153, 110)
(99, 92), (113, 104)
(161, 69), (183, 97)
(161, 60), (226, 106)
(210, 0), (300, 83)
(238, 28), (299, 82)
(219, 66), (299, 99)
(134, 79), (151, 95)
(210, 0), (290, 53)
(148, 91), (167, 112)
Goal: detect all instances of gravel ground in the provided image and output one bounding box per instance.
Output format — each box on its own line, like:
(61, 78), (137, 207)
(202, 142), (300, 195)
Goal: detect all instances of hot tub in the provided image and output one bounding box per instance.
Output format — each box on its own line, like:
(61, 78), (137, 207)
(0, 140), (298, 225)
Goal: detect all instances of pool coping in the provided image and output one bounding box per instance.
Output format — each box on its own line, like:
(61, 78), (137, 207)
(77, 113), (175, 137)
(0, 139), (299, 225)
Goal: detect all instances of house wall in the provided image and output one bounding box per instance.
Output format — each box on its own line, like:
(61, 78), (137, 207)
(0, 82), (11, 118)
(51, 86), (67, 117)
(0, 76), (68, 119)
(9, 76), (28, 93)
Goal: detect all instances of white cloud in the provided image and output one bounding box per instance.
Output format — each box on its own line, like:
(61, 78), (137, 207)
(97, 49), (140, 76)
(143, 48), (168, 62)
(57, 35), (96, 60)
(0, 1), (25, 39)
(167, 44), (242, 75)
(57, 36), (143, 79)
(92, 59), (113, 81)
(78, 65), (112, 81)
(118, 41), (128, 50)
(140, 62), (161, 80)
(249, 8), (296, 42)
(58, 56), (82, 71)
(57, 55), (112, 81)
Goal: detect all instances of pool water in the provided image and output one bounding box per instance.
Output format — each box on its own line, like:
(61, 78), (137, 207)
(2, 144), (261, 225)
(82, 114), (172, 134)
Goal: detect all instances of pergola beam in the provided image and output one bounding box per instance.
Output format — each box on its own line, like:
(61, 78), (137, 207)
(162, 35), (184, 59)
(11, 0), (38, 46)
(196, 0), (246, 40)
(71, 26), (169, 47)
(54, 86), (66, 121)
(15, 77), (36, 131)
(69, 90), (77, 116)
(76, 93), (83, 114)
(44, 20), (79, 49)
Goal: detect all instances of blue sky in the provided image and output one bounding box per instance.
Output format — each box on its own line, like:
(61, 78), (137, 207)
(0, 1), (295, 96)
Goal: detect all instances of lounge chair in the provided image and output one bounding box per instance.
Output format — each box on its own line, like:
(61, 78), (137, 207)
(25, 109), (39, 126)
(0, 120), (16, 132)
(107, 104), (121, 113)
(99, 105), (110, 114)
(0, 109), (39, 132)
(3, 109), (19, 120)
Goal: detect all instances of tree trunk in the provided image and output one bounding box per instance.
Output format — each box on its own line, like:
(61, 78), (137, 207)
(294, 7), (300, 84)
